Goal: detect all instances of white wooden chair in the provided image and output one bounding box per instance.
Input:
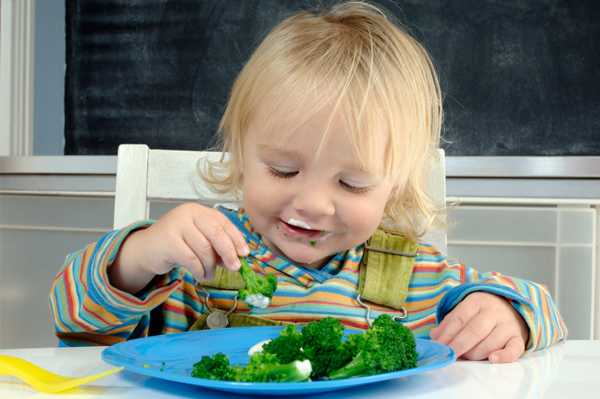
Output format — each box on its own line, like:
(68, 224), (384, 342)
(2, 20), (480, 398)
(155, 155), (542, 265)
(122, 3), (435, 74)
(113, 144), (447, 254)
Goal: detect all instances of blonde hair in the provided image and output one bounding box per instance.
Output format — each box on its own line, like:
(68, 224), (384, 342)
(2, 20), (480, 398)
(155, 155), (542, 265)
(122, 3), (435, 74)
(203, 1), (444, 239)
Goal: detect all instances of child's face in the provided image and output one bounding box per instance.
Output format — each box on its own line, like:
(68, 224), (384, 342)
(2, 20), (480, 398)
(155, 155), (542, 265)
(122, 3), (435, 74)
(241, 95), (395, 269)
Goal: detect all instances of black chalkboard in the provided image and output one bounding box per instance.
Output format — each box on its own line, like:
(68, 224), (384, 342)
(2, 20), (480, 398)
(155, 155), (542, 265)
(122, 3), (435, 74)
(64, 0), (600, 156)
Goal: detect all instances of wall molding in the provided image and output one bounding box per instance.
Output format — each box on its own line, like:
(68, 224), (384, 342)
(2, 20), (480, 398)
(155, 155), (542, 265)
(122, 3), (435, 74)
(0, 0), (35, 156)
(0, 224), (111, 234)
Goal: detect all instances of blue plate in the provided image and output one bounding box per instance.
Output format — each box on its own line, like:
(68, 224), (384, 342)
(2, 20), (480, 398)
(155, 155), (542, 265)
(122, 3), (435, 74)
(102, 327), (456, 396)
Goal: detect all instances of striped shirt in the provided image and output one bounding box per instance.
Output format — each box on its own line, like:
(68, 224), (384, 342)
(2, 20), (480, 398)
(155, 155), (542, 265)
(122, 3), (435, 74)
(49, 207), (566, 354)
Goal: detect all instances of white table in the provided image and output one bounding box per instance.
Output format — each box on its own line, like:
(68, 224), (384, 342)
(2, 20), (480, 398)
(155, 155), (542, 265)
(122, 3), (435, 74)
(0, 340), (598, 398)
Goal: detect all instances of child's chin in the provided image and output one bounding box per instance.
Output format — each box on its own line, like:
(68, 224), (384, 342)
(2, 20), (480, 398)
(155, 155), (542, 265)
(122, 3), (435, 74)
(281, 245), (329, 268)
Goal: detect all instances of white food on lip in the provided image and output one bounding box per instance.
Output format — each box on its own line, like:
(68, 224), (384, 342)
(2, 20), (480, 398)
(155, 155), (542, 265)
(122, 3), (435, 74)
(287, 218), (312, 230)
(247, 339), (272, 356)
(245, 293), (270, 309)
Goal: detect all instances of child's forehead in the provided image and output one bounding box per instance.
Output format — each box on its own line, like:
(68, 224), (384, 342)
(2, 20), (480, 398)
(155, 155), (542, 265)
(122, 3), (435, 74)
(251, 83), (328, 122)
(249, 83), (384, 136)
(249, 87), (344, 141)
(248, 96), (389, 175)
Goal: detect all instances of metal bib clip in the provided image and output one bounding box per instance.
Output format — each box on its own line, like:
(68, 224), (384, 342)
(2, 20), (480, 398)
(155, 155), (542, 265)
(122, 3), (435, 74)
(196, 286), (238, 329)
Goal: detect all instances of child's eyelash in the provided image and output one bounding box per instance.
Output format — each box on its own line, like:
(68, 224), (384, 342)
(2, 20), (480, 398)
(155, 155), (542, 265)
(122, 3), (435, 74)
(268, 167), (298, 178)
(340, 180), (370, 194)
(268, 167), (369, 194)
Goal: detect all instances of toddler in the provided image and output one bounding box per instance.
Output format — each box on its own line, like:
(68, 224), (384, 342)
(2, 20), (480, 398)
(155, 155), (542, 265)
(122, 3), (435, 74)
(50, 1), (565, 363)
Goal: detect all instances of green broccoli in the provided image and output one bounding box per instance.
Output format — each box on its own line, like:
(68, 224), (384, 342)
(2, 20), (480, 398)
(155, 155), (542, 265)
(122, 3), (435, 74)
(262, 325), (305, 364)
(191, 315), (418, 383)
(191, 352), (235, 381)
(191, 351), (311, 383)
(372, 313), (418, 368)
(236, 352), (311, 383)
(338, 329), (365, 360)
(328, 314), (418, 380)
(300, 317), (354, 378)
(238, 256), (278, 309)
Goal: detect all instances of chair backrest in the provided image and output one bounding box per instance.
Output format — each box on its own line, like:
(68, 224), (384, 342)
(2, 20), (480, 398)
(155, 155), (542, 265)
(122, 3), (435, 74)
(114, 144), (447, 254)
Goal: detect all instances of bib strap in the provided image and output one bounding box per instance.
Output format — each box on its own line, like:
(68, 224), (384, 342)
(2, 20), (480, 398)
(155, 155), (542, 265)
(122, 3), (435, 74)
(198, 266), (246, 290)
(358, 230), (418, 311)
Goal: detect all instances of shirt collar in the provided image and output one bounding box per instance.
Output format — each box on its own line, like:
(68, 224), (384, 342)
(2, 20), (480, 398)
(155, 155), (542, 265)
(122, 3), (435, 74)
(217, 206), (357, 284)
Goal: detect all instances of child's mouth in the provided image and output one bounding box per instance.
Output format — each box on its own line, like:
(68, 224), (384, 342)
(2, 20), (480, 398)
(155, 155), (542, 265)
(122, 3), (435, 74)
(277, 219), (326, 241)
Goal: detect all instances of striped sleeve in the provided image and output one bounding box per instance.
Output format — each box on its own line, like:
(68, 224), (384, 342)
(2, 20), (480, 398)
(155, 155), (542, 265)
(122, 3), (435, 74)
(48, 221), (185, 346)
(435, 259), (567, 355)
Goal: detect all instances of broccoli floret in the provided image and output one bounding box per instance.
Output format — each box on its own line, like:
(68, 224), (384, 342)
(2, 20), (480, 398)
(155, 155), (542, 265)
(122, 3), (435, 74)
(235, 352), (311, 383)
(300, 317), (354, 378)
(338, 329), (364, 359)
(191, 352), (311, 383)
(328, 314), (418, 380)
(372, 313), (418, 368)
(191, 352), (234, 381)
(238, 257), (278, 309)
(262, 325), (305, 364)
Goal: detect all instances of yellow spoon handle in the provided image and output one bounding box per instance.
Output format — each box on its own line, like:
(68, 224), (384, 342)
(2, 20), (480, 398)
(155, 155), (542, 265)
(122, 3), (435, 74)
(0, 354), (124, 393)
(0, 355), (61, 379)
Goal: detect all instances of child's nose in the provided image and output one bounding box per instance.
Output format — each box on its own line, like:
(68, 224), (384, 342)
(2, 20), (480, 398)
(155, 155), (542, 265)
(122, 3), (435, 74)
(292, 183), (335, 217)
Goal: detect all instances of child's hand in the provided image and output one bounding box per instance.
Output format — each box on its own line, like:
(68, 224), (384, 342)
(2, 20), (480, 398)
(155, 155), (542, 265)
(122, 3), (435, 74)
(109, 204), (250, 294)
(429, 292), (529, 363)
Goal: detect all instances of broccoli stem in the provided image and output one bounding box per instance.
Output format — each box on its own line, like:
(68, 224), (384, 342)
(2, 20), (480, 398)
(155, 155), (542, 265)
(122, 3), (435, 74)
(257, 360), (312, 382)
(328, 351), (367, 380)
(239, 256), (261, 292)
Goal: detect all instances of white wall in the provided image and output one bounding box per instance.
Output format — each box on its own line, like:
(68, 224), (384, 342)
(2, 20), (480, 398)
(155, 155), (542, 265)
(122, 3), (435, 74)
(446, 204), (597, 340)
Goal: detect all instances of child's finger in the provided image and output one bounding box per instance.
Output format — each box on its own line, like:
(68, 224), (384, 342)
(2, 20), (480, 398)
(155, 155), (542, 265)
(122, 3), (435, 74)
(459, 328), (511, 361)
(430, 302), (480, 348)
(212, 210), (250, 259)
(169, 237), (210, 282)
(179, 222), (220, 277)
(443, 313), (495, 358)
(488, 336), (525, 364)
(191, 210), (242, 272)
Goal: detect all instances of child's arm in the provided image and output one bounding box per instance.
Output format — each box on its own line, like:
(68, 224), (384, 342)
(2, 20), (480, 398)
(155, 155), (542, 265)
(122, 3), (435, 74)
(49, 203), (249, 345)
(49, 221), (171, 345)
(425, 256), (567, 363)
(108, 203), (249, 294)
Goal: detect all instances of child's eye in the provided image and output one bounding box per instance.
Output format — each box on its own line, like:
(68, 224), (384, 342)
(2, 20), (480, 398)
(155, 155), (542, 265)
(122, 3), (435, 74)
(340, 180), (370, 194)
(268, 167), (298, 179)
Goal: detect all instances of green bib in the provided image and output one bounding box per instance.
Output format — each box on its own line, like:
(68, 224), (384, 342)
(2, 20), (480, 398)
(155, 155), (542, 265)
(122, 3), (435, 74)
(358, 230), (418, 311)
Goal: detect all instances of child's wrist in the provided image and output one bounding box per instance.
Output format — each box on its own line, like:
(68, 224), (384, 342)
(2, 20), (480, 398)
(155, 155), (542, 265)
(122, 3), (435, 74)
(109, 230), (156, 294)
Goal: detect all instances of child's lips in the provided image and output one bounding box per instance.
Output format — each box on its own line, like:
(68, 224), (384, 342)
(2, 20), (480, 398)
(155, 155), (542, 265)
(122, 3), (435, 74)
(278, 219), (324, 240)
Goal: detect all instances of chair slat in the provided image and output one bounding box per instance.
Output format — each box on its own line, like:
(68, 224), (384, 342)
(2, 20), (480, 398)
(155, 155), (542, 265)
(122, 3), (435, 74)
(114, 145), (150, 229)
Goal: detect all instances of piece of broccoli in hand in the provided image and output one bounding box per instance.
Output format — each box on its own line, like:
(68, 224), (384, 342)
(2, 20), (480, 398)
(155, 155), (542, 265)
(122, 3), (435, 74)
(300, 317), (354, 378)
(191, 352), (234, 381)
(328, 314), (418, 380)
(262, 325), (305, 364)
(238, 256), (278, 309)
